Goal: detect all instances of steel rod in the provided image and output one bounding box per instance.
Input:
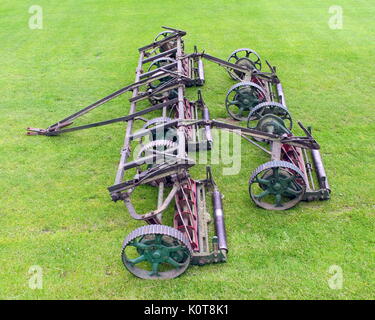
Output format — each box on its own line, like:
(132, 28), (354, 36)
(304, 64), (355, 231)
(114, 50), (144, 184)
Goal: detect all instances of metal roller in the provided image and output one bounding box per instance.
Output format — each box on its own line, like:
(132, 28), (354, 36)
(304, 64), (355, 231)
(212, 188), (227, 252)
(311, 149), (330, 192)
(276, 82), (286, 107)
(202, 106), (213, 145)
(198, 58), (205, 83)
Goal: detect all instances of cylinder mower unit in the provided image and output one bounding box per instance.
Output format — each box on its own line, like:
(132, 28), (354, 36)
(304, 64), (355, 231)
(26, 26), (330, 279)
(220, 47), (331, 210)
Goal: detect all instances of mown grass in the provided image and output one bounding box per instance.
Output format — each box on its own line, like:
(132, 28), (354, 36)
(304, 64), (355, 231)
(0, 0), (374, 299)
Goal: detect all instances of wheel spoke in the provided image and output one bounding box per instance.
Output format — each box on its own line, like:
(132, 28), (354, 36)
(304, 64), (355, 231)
(237, 107), (245, 117)
(255, 176), (271, 186)
(165, 257), (182, 268)
(232, 86), (242, 94)
(150, 262), (160, 276)
(129, 241), (149, 250)
(165, 245), (184, 253)
(281, 175), (296, 184)
(255, 109), (265, 117)
(154, 234), (163, 244)
(255, 189), (270, 199)
(284, 187), (302, 196)
(127, 254), (146, 265)
(275, 194), (282, 207)
(272, 167), (280, 180)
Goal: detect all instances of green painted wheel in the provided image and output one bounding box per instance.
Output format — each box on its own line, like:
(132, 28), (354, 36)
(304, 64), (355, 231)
(247, 102), (293, 130)
(227, 48), (262, 80)
(249, 160), (307, 210)
(225, 82), (267, 121)
(122, 225), (192, 279)
(254, 114), (291, 136)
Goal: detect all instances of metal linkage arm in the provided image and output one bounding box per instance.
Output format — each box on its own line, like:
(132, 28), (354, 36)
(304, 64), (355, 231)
(199, 53), (250, 74)
(142, 47), (178, 64)
(208, 120), (320, 150)
(161, 26), (186, 33)
(26, 82), (136, 136)
(26, 70), (179, 136)
(138, 29), (186, 53)
(108, 162), (195, 199)
(280, 136), (320, 150)
(28, 98), (179, 136)
(199, 52), (279, 83)
(139, 62), (177, 80)
(123, 117), (319, 151)
(128, 119), (180, 141)
(129, 78), (181, 103)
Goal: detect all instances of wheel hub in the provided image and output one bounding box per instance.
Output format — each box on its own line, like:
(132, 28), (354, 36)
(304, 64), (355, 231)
(266, 176), (288, 195)
(152, 250), (162, 259)
(256, 115), (290, 135)
(234, 58), (254, 79)
(141, 242), (185, 276)
(272, 182), (282, 192)
(236, 88), (259, 110)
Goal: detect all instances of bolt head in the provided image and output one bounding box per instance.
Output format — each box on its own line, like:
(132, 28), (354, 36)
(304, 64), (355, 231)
(273, 183), (282, 191)
(152, 251), (161, 259)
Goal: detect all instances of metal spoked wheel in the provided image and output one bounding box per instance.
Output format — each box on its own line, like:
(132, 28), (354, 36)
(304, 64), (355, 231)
(249, 160), (307, 210)
(225, 81), (267, 121)
(137, 140), (179, 160)
(153, 31), (183, 54)
(154, 30), (175, 42)
(247, 102), (293, 136)
(136, 139), (179, 173)
(122, 225), (192, 279)
(148, 57), (176, 75)
(227, 48), (262, 80)
(147, 57), (178, 104)
(142, 117), (178, 143)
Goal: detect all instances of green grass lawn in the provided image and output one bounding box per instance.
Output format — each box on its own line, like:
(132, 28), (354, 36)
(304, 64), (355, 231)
(0, 0), (374, 299)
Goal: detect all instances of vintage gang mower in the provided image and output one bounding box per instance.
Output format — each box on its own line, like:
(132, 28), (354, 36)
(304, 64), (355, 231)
(27, 27), (330, 279)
